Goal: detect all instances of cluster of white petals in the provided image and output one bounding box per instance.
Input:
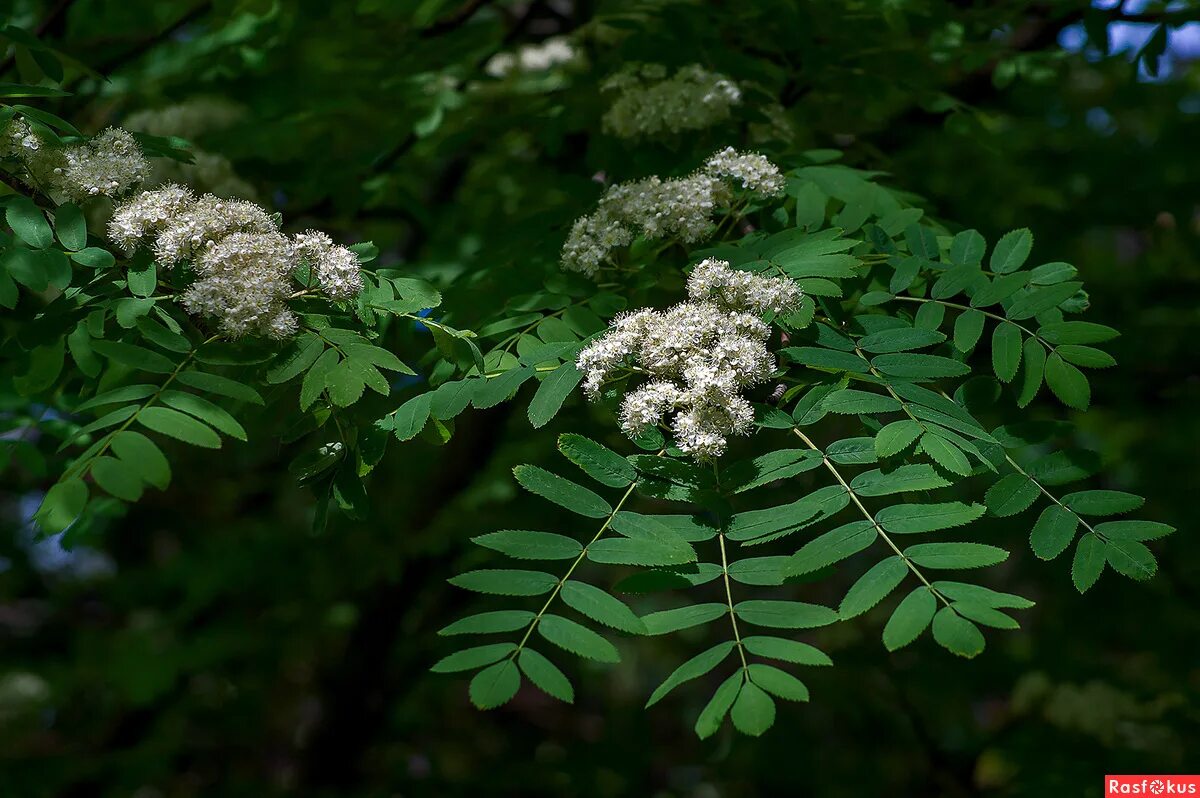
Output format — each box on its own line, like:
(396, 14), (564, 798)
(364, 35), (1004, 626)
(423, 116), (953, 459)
(108, 185), (362, 339)
(577, 260), (802, 459)
(124, 99), (257, 199)
(601, 64), (741, 140)
(561, 148), (786, 276)
(1, 118), (148, 201)
(485, 37), (576, 77)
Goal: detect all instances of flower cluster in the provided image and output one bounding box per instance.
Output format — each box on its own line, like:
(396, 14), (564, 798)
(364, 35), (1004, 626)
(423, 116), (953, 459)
(576, 259), (802, 458)
(485, 37), (576, 77)
(108, 185), (363, 339)
(124, 99), (257, 199)
(601, 64), (741, 140)
(561, 148), (786, 276)
(1, 117), (148, 201)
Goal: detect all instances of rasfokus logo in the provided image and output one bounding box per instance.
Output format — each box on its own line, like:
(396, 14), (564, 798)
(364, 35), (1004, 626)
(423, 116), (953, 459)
(1107, 776), (1200, 795)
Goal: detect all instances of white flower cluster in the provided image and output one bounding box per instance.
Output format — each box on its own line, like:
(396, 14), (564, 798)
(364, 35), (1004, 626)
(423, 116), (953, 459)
(485, 37), (576, 77)
(1, 117), (148, 201)
(561, 148), (786, 276)
(601, 64), (741, 140)
(124, 99), (257, 199)
(576, 259), (802, 459)
(108, 185), (363, 339)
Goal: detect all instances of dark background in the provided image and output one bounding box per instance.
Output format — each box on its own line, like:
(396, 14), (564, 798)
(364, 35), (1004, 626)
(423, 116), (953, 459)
(1, 1), (1197, 795)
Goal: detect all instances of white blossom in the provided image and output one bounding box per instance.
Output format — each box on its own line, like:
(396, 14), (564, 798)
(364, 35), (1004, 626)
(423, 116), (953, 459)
(486, 37), (576, 77)
(576, 264), (801, 459)
(293, 231), (364, 300)
(560, 149), (787, 277)
(704, 147), (786, 195)
(1, 118), (148, 201)
(109, 187), (364, 339)
(602, 64), (741, 140)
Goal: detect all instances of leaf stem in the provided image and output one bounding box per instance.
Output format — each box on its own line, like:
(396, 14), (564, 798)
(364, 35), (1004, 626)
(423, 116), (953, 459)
(790, 427), (951, 607)
(891, 295), (1049, 347)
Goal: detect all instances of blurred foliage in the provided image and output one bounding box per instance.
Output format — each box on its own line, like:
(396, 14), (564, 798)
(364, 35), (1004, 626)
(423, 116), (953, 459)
(0, 0), (1198, 796)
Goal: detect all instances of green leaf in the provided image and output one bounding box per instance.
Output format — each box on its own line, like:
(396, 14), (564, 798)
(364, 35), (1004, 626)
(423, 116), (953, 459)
(839, 556), (908, 618)
(588, 537), (695, 567)
(469, 660), (520, 709)
(430, 643), (516, 673)
(299, 348), (339, 409)
(557, 433), (636, 487)
(781, 346), (869, 373)
(35, 478), (88, 534)
(1016, 337), (1046, 408)
(920, 433), (972, 476)
(448, 569), (558, 596)
(882, 587), (936, 651)
(54, 203), (86, 250)
(931, 608), (985, 658)
(932, 581), (1034, 609)
(904, 223), (939, 260)
(438, 611), (535, 636)
(742, 636), (832, 666)
(970, 272), (1030, 308)
(642, 603), (727, 635)
(821, 389), (902, 415)
(513, 465), (612, 518)
(695, 671), (742, 739)
(858, 328), (946, 354)
(875, 419), (922, 458)
(913, 302), (945, 331)
(1056, 344), (1116, 369)
(1061, 490), (1144, 516)
(109, 430), (171, 490)
(70, 247), (115, 269)
(137, 407), (222, 448)
(904, 542), (1009, 569)
(726, 485), (849, 542)
(1030, 261), (1077, 285)
(429, 378), (478, 420)
(126, 261), (157, 298)
(1071, 534), (1106, 593)
(985, 474), (1039, 517)
(1095, 520), (1174, 542)
(1104, 538), (1157, 580)
(1044, 353), (1090, 410)
(537, 614), (619, 662)
(391, 393), (432, 441)
(89, 456), (144, 501)
(825, 437), (877, 465)
(734, 600), (838, 629)
(1038, 321), (1119, 345)
(159, 390), (247, 440)
(788, 520), (876, 576)
(528, 362), (583, 428)
(876, 501), (984, 534)
(953, 309), (985, 352)
(1029, 505), (1079, 560)
(1026, 450), (1098, 485)
(472, 530), (583, 560)
(646, 642), (734, 707)
(267, 335), (325, 384)
(731, 683), (776, 737)
(560, 581), (646, 634)
(6, 197), (53, 248)
(13, 339), (64, 395)
(872, 353), (970, 379)
(991, 323), (1023, 383)
(949, 229), (985, 267)
(851, 464), (952, 496)
(748, 664), (809, 703)
(91, 340), (176, 374)
(611, 512), (697, 552)
(1007, 282), (1083, 321)
(518, 648), (574, 703)
(474, 366), (534, 409)
(989, 228), (1032, 274)
(175, 371), (264, 405)
(726, 556), (790, 586)
(722, 449), (822, 493)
